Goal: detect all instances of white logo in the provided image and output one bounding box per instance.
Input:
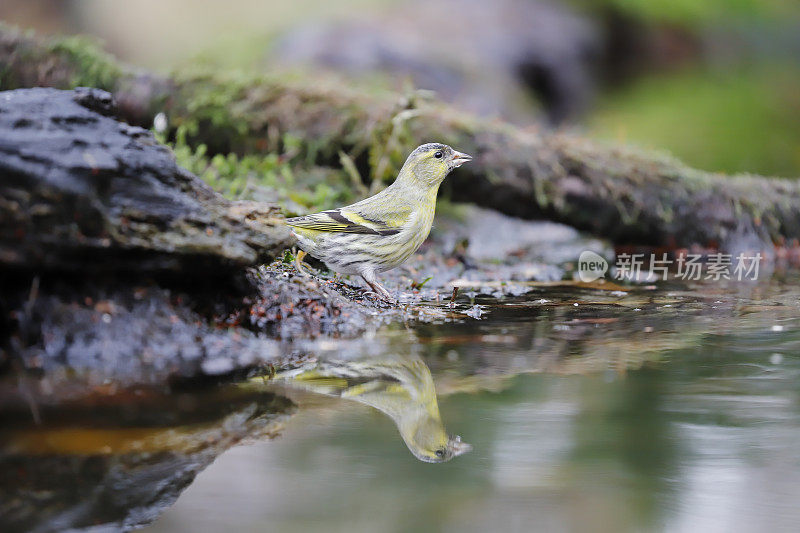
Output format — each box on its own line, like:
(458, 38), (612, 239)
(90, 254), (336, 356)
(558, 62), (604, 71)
(578, 251), (609, 282)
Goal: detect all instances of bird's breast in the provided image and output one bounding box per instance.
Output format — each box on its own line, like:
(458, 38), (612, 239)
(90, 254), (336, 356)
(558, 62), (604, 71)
(379, 205), (435, 267)
(406, 205), (435, 242)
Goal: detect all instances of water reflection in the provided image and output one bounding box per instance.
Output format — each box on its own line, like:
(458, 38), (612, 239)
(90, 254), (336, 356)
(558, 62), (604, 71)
(0, 388), (294, 532)
(147, 276), (800, 533)
(265, 353), (471, 463)
(3, 277), (800, 532)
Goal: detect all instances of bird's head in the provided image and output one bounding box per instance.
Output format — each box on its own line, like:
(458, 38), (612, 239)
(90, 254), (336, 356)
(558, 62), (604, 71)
(402, 413), (473, 463)
(401, 143), (472, 186)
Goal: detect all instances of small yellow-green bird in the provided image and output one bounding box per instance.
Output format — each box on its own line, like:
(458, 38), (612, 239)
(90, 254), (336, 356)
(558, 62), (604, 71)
(286, 143), (472, 299)
(267, 353), (471, 463)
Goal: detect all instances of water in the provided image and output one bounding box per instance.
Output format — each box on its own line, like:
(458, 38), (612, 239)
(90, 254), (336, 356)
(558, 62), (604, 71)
(4, 276), (800, 532)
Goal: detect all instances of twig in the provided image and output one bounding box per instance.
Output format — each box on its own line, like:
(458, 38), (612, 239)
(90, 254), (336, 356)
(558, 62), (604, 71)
(449, 286), (459, 308)
(18, 276), (42, 425)
(339, 150), (368, 197)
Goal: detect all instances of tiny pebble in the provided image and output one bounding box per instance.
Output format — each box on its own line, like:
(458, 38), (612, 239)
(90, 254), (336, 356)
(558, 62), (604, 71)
(770, 353), (783, 365)
(202, 358), (235, 375)
(153, 112), (168, 133)
(465, 305), (484, 319)
(772, 325), (785, 332)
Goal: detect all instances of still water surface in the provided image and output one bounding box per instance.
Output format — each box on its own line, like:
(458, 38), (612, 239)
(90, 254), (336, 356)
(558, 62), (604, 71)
(144, 276), (800, 533)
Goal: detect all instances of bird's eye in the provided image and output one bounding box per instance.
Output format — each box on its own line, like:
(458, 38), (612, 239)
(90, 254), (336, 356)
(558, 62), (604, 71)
(435, 448), (446, 458)
(434, 151), (443, 159)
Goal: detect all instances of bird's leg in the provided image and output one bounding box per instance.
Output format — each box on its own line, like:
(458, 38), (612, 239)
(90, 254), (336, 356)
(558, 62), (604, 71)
(361, 270), (394, 302)
(372, 280), (394, 301)
(294, 250), (310, 277)
(360, 275), (379, 296)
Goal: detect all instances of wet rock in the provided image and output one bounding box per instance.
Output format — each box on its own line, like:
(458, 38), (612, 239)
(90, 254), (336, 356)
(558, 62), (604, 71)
(0, 87), (292, 274)
(382, 206), (612, 298)
(6, 279), (279, 387)
(243, 263), (388, 339)
(1, 268), (396, 395)
(434, 206), (609, 266)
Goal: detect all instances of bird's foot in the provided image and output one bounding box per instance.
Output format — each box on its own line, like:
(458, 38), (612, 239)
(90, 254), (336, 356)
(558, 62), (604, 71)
(361, 276), (397, 305)
(294, 250), (311, 277)
(371, 281), (395, 302)
(365, 292), (399, 306)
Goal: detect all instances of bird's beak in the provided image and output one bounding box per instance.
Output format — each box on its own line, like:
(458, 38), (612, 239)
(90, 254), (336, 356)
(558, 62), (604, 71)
(449, 151), (473, 168)
(450, 435), (473, 457)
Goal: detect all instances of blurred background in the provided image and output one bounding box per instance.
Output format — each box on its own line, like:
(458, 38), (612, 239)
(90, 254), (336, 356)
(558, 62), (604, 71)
(3, 4), (800, 532)
(2, 0), (799, 177)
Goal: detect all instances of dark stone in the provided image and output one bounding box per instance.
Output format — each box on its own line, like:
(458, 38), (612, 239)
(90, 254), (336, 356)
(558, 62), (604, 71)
(0, 87), (293, 274)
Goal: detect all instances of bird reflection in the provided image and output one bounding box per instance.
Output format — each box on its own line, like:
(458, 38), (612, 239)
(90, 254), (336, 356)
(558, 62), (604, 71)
(270, 353), (471, 463)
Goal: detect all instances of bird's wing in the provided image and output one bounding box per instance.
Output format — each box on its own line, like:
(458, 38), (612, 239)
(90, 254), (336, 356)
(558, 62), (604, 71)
(285, 205), (409, 236)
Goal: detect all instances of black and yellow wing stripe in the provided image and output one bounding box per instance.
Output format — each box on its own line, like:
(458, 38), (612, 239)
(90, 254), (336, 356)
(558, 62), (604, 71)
(286, 208), (402, 236)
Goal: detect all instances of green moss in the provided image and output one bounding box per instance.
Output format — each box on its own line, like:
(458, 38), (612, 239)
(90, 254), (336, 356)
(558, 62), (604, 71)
(281, 249), (295, 264)
(165, 125), (354, 213)
(154, 69), (412, 209)
(47, 35), (122, 90)
(167, 72), (254, 152)
(147, 69), (402, 212)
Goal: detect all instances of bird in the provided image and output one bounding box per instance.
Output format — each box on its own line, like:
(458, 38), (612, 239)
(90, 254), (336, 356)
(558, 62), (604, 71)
(285, 143), (472, 300)
(265, 352), (472, 463)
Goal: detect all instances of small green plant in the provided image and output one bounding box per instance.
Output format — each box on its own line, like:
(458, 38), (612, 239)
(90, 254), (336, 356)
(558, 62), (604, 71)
(410, 276), (433, 290)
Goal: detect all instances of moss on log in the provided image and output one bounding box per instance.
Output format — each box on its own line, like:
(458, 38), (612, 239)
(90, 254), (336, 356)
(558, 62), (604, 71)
(2, 23), (798, 249)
